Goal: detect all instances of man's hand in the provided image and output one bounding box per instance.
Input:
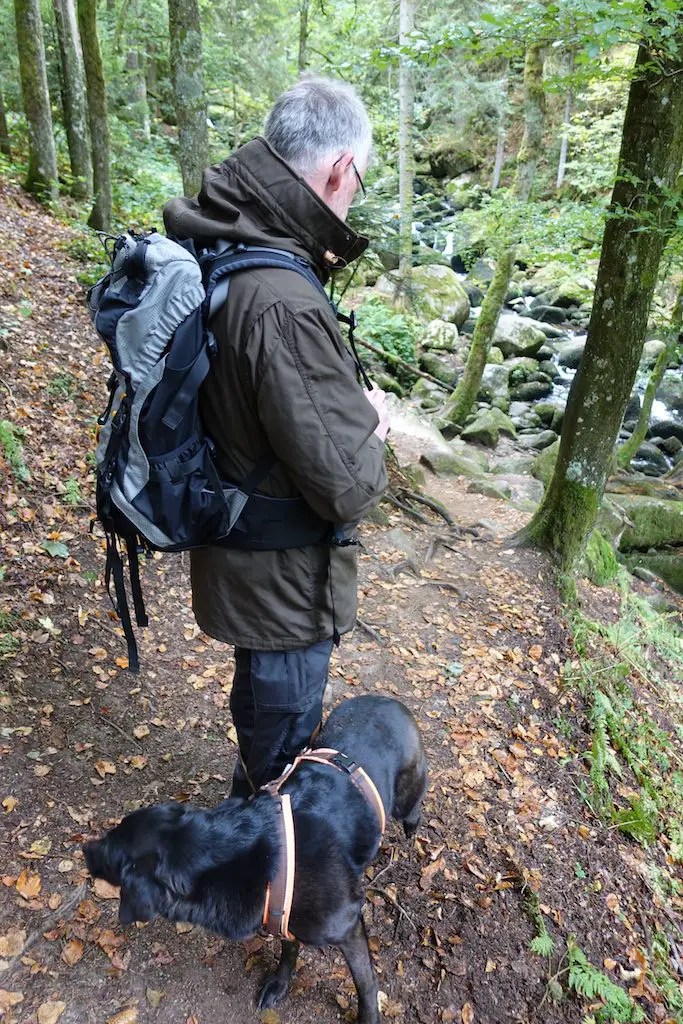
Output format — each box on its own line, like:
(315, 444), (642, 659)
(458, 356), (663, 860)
(364, 385), (390, 442)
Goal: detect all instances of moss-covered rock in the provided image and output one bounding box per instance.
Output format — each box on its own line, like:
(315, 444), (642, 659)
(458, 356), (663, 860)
(460, 407), (516, 448)
(418, 351), (457, 384)
(467, 476), (512, 500)
(377, 266), (470, 327)
(532, 438), (560, 486)
(620, 551), (683, 594)
(510, 380), (553, 401)
(372, 371), (405, 397)
(487, 346), (505, 365)
(428, 137), (481, 178)
(419, 447), (489, 479)
(421, 318), (460, 352)
(616, 495), (683, 551)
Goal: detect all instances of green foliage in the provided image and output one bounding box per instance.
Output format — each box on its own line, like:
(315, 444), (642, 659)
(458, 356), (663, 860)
(523, 891), (555, 959)
(615, 793), (657, 844)
(583, 529), (619, 586)
(63, 478), (83, 506)
(0, 609), (20, 658)
(47, 373), (77, 398)
(567, 940), (645, 1022)
(63, 231), (110, 288)
(355, 296), (417, 379)
(40, 539), (70, 559)
(0, 420), (29, 482)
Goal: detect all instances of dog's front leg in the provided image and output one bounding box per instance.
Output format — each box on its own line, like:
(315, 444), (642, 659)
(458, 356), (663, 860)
(257, 938), (299, 1009)
(339, 917), (380, 1024)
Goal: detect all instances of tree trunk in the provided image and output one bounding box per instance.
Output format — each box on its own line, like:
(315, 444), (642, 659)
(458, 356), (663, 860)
(491, 68), (508, 190)
(53, 0), (91, 198)
(14, 0), (59, 200)
(513, 42), (545, 202)
(443, 44), (545, 426)
(78, 0), (112, 230)
(520, 30), (683, 567)
(441, 248), (516, 425)
(168, 0), (209, 197)
(617, 282), (682, 469)
(298, 0), (309, 72)
(398, 0), (415, 281)
(556, 51), (574, 191)
(0, 85), (11, 158)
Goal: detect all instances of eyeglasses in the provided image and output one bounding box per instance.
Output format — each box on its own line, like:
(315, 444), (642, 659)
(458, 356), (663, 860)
(333, 156), (367, 201)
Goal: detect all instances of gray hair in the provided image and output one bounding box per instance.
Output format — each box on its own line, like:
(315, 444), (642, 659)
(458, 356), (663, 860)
(264, 75), (372, 178)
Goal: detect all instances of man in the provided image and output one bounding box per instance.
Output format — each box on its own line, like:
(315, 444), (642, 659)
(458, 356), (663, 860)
(163, 76), (389, 797)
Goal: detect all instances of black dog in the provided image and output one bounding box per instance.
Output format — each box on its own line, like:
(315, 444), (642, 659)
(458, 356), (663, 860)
(83, 695), (427, 1023)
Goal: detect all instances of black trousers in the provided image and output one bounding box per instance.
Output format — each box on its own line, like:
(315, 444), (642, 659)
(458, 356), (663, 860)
(229, 638), (334, 796)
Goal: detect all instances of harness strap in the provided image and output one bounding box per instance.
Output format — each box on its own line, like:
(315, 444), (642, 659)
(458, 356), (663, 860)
(259, 747), (386, 941)
(105, 533), (140, 673)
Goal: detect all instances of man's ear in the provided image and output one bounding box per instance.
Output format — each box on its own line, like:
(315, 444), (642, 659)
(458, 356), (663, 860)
(327, 152), (353, 196)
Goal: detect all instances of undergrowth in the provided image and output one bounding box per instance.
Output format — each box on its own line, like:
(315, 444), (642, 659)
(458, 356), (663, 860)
(0, 419), (29, 482)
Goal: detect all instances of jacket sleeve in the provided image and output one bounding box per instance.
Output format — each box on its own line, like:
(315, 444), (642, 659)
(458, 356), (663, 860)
(256, 304), (388, 524)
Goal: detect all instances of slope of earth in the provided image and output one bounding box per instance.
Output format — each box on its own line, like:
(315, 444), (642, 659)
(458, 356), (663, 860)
(1, 182), (681, 1024)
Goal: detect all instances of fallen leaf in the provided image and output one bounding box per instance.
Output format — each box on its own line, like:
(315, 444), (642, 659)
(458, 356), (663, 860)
(115, 657), (129, 669)
(485, 959), (496, 973)
(130, 756), (148, 770)
(145, 989), (164, 1009)
(0, 990), (24, 1011)
(259, 1011), (280, 1024)
(420, 856), (445, 891)
(34, 765), (51, 778)
(58, 860), (74, 873)
(37, 1001), (66, 1024)
(30, 837), (51, 856)
(2, 797), (18, 813)
(175, 922), (193, 934)
(0, 927), (26, 958)
(94, 878), (120, 900)
(529, 645), (543, 661)
(94, 759), (116, 779)
(226, 725), (238, 744)
(462, 1003), (475, 1024)
(16, 868), (41, 899)
(133, 725), (150, 739)
(106, 1009), (137, 1024)
(48, 893), (62, 910)
(61, 940), (83, 966)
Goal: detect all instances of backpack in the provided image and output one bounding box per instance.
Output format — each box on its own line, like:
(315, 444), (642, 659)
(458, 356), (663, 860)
(87, 231), (370, 671)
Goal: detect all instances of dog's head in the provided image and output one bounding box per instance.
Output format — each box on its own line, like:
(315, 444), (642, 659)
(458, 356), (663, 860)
(83, 802), (201, 926)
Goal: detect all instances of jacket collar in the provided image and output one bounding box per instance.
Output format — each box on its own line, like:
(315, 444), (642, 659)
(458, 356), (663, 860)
(228, 136), (369, 269)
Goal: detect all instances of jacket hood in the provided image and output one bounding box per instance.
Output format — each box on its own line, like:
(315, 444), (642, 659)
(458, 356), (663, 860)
(163, 136), (369, 270)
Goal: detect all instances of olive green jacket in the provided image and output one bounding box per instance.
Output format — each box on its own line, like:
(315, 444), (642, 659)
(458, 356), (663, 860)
(163, 137), (387, 650)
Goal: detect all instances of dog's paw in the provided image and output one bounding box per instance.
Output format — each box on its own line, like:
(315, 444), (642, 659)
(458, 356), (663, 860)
(258, 974), (290, 1010)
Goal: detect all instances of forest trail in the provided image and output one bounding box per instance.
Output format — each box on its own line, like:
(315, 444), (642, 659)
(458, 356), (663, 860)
(1, 182), (681, 1024)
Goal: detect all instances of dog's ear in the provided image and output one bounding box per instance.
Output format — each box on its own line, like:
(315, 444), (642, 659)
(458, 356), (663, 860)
(118, 864), (163, 925)
(83, 840), (104, 879)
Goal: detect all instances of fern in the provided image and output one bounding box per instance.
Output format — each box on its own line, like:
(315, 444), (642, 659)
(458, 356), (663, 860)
(523, 892), (555, 959)
(530, 933), (554, 957)
(567, 941), (645, 1023)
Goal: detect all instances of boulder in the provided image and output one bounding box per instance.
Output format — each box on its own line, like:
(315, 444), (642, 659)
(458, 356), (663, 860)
(556, 339), (586, 369)
(419, 351), (458, 384)
(493, 312), (547, 358)
(622, 392), (642, 428)
(630, 441), (671, 477)
(655, 370), (683, 418)
(532, 439), (560, 486)
(467, 477), (512, 500)
(517, 429), (558, 451)
(492, 455), (536, 475)
(621, 551), (683, 595)
(527, 304), (567, 325)
(616, 495), (683, 551)
(421, 319), (461, 352)
(460, 407), (516, 448)
(420, 447), (489, 480)
(487, 346), (505, 365)
(659, 435), (682, 455)
(640, 339), (667, 369)
(465, 284), (485, 307)
(372, 371), (405, 397)
(527, 266), (594, 306)
(506, 356), (541, 377)
(509, 380), (554, 402)
(428, 137), (481, 178)
(399, 265), (470, 326)
(468, 258), (495, 284)
(648, 418), (683, 443)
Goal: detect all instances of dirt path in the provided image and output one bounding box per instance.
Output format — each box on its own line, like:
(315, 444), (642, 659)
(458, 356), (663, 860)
(1, 183), (681, 1024)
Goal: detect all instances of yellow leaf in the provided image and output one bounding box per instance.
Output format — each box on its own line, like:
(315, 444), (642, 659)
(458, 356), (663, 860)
(145, 989), (164, 1009)
(175, 922), (193, 934)
(2, 797), (18, 813)
(78, 607), (88, 627)
(129, 756), (148, 770)
(133, 725), (150, 739)
(37, 1001), (66, 1024)
(0, 927), (26, 958)
(106, 1009), (138, 1024)
(93, 878), (120, 900)
(529, 645), (543, 661)
(226, 725), (238, 744)
(94, 759), (116, 779)
(34, 765), (51, 778)
(48, 893), (62, 910)
(0, 990), (24, 1012)
(115, 657), (129, 669)
(485, 959), (496, 973)
(58, 860), (74, 873)
(16, 868), (41, 899)
(259, 1011), (280, 1024)
(61, 939), (84, 966)
(462, 1003), (475, 1024)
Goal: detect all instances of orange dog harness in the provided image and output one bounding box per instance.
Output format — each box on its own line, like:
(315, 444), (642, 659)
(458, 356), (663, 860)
(260, 748), (386, 940)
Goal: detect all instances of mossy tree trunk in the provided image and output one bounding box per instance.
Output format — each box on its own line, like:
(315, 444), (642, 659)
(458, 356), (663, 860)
(124, 1), (151, 142)
(14, 0), (58, 200)
(520, 28), (683, 567)
(513, 42), (545, 203)
(442, 248), (515, 425)
(78, 0), (111, 230)
(443, 44), (545, 427)
(617, 279), (683, 469)
(298, 0), (309, 72)
(398, 0), (415, 281)
(53, 0), (91, 198)
(556, 51), (574, 191)
(168, 0), (209, 197)
(0, 84), (11, 158)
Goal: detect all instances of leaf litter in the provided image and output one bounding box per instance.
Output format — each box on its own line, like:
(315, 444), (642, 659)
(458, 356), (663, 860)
(0, 179), (682, 1024)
